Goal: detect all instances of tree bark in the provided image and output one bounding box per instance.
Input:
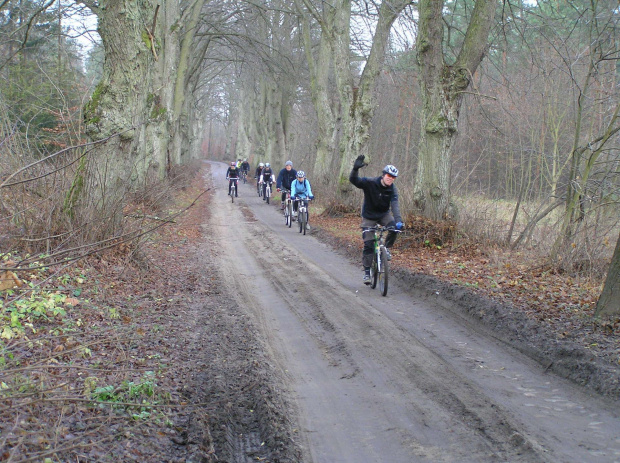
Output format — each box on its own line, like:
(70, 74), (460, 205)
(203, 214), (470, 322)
(413, 0), (496, 221)
(595, 231), (620, 318)
(296, 0), (339, 182)
(334, 0), (410, 200)
(82, 0), (160, 234)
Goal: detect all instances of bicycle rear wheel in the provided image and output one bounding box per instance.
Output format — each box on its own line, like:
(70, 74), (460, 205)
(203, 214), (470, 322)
(379, 247), (389, 296)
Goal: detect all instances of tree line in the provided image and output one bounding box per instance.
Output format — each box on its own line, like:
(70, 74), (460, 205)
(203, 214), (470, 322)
(0, 0), (618, 316)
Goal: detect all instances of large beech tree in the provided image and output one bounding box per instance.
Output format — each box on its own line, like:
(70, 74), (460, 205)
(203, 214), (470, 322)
(414, 0), (496, 220)
(295, 0), (411, 193)
(76, 0), (211, 234)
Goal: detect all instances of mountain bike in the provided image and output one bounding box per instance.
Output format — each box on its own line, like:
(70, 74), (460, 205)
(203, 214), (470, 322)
(364, 226), (401, 296)
(296, 198), (311, 235)
(227, 178), (238, 203)
(264, 181), (273, 204)
(282, 189), (293, 227)
(241, 170), (248, 184)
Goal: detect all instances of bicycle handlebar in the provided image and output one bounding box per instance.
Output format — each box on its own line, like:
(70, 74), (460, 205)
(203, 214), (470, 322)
(362, 225), (402, 232)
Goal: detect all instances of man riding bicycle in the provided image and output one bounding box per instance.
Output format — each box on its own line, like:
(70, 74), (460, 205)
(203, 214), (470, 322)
(255, 162), (264, 180)
(277, 160), (297, 210)
(241, 158), (250, 176)
(226, 161), (241, 197)
(290, 170), (314, 220)
(259, 163), (275, 200)
(349, 155), (404, 285)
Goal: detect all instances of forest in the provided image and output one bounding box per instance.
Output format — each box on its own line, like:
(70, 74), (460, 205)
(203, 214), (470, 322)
(0, 0), (618, 315)
(1, 0), (619, 460)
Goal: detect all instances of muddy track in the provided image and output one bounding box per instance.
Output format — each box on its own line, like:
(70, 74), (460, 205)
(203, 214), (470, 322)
(198, 161), (620, 462)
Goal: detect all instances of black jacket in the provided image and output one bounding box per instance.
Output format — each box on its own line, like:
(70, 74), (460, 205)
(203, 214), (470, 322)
(349, 168), (402, 223)
(226, 166), (240, 179)
(277, 168), (297, 190)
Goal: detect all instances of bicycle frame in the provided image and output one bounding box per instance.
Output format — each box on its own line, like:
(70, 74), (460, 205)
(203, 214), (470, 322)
(282, 189), (293, 227)
(264, 181), (273, 204)
(363, 226), (401, 296)
(295, 198), (311, 235)
(227, 178), (238, 203)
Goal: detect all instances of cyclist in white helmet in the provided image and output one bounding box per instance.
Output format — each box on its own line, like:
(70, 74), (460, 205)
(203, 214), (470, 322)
(290, 170), (314, 220)
(255, 162), (264, 180)
(350, 155), (404, 285)
(259, 163), (275, 200)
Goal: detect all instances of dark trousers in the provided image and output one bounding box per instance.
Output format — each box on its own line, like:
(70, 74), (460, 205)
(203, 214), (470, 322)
(361, 215), (396, 268)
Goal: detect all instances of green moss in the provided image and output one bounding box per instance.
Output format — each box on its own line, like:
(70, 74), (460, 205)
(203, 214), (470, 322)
(83, 81), (106, 125)
(150, 106), (166, 119)
(63, 155), (87, 218)
(426, 114), (449, 133)
(142, 30), (152, 50)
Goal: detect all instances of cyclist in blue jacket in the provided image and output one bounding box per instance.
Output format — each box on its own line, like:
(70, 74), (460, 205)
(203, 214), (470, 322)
(291, 171), (314, 220)
(349, 155), (404, 285)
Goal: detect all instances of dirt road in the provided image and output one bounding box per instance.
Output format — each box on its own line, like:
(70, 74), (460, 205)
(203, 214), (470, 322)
(205, 161), (620, 462)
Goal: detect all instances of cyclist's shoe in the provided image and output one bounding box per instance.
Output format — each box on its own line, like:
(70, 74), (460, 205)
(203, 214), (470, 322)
(385, 249), (392, 261)
(363, 268), (371, 285)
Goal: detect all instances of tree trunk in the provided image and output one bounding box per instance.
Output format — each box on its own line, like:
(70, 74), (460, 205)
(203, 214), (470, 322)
(296, 0), (339, 182)
(595, 231), (620, 318)
(82, 0), (160, 234)
(334, 0), (410, 202)
(413, 0), (496, 221)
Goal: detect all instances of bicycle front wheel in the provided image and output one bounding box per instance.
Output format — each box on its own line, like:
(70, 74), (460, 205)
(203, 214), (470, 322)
(266, 187), (270, 204)
(371, 252), (378, 289)
(301, 210), (308, 235)
(287, 202), (293, 227)
(379, 247), (389, 296)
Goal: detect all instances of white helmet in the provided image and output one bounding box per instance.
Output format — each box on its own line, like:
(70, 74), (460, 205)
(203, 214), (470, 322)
(382, 165), (399, 177)
(259, 162), (264, 167)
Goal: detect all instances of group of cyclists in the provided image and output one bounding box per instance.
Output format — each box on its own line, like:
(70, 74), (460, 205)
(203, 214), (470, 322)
(224, 154), (404, 285)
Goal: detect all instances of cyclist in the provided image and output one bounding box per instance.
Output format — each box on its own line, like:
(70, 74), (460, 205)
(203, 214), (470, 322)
(255, 162), (264, 180)
(259, 162), (275, 200)
(236, 159), (242, 169)
(290, 170), (314, 221)
(255, 162), (265, 195)
(349, 155), (404, 285)
(277, 160), (297, 210)
(226, 161), (241, 197)
(241, 158), (250, 177)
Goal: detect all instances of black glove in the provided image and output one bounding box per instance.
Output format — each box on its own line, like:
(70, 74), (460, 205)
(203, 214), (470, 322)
(353, 155), (367, 170)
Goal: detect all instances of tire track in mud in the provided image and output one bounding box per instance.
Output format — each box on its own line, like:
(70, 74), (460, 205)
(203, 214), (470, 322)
(217, 195), (547, 462)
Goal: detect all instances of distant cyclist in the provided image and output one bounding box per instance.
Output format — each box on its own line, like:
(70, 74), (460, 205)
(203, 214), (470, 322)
(226, 161), (241, 197)
(277, 160), (297, 210)
(241, 158), (250, 176)
(255, 162), (264, 180)
(290, 170), (314, 220)
(349, 155), (404, 285)
(259, 163), (275, 200)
